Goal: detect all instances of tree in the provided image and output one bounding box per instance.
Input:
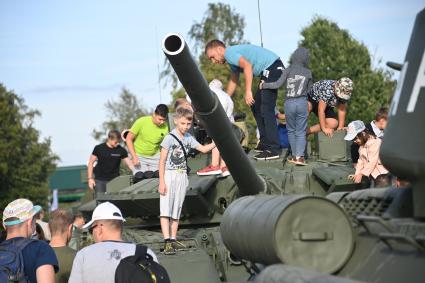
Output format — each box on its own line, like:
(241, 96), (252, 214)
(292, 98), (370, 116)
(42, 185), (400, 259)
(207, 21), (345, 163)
(299, 16), (395, 123)
(92, 88), (149, 141)
(0, 84), (58, 210)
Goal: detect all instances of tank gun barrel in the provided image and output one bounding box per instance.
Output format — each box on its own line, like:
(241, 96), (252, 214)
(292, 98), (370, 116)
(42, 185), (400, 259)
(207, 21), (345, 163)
(162, 33), (264, 196)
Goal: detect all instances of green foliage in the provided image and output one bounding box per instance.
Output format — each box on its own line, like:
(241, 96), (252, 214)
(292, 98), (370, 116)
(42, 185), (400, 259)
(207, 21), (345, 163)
(92, 88), (149, 141)
(0, 84), (58, 210)
(299, 16), (395, 123)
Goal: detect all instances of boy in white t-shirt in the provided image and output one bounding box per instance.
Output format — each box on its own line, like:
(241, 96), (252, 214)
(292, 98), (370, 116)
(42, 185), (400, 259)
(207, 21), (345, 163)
(159, 107), (216, 255)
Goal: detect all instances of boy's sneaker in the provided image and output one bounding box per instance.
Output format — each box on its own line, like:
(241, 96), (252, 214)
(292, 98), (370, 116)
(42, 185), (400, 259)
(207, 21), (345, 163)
(197, 165), (222, 176)
(254, 150), (280, 160)
(171, 240), (187, 251)
(220, 166), (230, 177)
(294, 157), (307, 166)
(163, 242), (176, 255)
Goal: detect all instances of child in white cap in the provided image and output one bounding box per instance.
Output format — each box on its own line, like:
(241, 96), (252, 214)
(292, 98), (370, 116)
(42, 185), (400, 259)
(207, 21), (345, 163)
(345, 120), (390, 187)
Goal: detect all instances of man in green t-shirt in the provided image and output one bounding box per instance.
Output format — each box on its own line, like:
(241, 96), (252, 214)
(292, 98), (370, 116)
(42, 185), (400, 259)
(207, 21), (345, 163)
(49, 209), (76, 283)
(126, 104), (169, 172)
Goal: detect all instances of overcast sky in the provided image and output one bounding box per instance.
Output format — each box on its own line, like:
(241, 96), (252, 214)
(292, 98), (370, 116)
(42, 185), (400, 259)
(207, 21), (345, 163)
(1, 0), (424, 166)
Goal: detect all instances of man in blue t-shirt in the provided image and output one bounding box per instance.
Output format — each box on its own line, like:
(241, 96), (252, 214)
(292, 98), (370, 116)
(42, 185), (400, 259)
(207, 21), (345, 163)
(2, 198), (58, 283)
(205, 40), (284, 160)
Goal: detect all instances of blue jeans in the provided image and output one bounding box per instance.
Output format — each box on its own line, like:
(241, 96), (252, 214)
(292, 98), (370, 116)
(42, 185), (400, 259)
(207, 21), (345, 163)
(284, 96), (308, 157)
(252, 59), (284, 155)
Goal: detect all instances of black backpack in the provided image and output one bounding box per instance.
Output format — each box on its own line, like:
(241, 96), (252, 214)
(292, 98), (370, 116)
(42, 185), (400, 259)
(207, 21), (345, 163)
(115, 244), (170, 283)
(0, 237), (34, 283)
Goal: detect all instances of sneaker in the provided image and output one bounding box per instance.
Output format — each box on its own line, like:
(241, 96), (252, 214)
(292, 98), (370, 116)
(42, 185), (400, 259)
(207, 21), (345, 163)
(254, 144), (265, 153)
(220, 166), (230, 177)
(197, 165), (222, 176)
(171, 240), (187, 251)
(163, 242), (176, 255)
(287, 156), (296, 164)
(294, 157), (307, 166)
(254, 151), (280, 160)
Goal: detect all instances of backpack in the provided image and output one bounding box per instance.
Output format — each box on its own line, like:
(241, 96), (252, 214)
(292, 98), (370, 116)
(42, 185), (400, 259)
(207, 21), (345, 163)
(0, 237), (34, 283)
(115, 244), (170, 283)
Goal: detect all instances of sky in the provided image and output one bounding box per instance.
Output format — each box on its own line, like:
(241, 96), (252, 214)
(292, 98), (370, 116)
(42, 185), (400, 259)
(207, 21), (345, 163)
(1, 0), (424, 166)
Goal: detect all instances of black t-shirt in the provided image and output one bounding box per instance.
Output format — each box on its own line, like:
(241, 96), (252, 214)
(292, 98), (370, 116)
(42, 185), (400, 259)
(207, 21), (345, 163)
(92, 143), (128, 181)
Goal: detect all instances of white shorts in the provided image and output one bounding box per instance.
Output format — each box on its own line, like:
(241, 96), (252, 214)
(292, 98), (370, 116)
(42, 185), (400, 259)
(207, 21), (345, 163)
(160, 169), (188, 220)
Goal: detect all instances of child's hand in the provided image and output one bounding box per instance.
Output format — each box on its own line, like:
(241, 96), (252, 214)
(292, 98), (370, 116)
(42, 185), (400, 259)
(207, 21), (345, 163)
(158, 182), (167, 196)
(348, 174), (362, 183)
(353, 174), (363, 183)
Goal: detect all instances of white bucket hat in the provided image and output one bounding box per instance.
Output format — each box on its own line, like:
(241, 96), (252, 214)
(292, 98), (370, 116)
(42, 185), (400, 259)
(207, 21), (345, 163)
(2, 199), (41, 226)
(344, 120), (366, 141)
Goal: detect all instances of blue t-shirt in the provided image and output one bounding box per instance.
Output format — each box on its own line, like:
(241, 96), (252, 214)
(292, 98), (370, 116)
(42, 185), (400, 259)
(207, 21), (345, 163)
(21, 238), (59, 283)
(225, 44), (279, 77)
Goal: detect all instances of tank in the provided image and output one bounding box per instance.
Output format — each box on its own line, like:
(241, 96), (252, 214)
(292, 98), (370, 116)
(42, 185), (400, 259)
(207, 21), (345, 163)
(74, 23), (416, 282)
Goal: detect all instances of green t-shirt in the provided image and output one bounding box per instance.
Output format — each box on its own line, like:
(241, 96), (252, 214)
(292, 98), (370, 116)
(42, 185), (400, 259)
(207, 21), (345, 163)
(130, 116), (169, 156)
(53, 246), (77, 283)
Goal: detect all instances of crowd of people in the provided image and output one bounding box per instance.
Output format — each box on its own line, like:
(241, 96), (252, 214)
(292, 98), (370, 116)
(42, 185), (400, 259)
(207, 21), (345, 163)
(1, 39), (400, 283)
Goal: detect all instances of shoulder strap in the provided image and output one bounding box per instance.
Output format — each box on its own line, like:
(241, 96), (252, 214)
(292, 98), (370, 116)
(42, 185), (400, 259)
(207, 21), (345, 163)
(130, 244), (149, 263)
(0, 237), (34, 251)
(169, 133), (189, 173)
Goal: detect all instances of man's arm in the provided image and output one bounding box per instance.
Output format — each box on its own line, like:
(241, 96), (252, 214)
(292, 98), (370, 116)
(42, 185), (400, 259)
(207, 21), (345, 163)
(36, 264), (55, 283)
(318, 100), (333, 137)
(238, 56), (254, 106)
(158, 148), (168, 196)
(87, 154), (97, 190)
(337, 103), (347, 130)
(122, 157), (134, 173)
(226, 72), (239, 96)
(126, 132), (140, 166)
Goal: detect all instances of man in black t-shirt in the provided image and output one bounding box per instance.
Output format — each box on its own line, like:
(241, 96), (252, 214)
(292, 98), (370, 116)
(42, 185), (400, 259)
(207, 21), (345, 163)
(87, 130), (133, 195)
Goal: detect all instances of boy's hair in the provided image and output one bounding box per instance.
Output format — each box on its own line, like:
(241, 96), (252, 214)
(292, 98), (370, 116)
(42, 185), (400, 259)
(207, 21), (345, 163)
(174, 106), (193, 121)
(174, 98), (189, 110)
(205, 39), (225, 54)
(49, 209), (73, 236)
(155, 104), (169, 118)
(108, 130), (121, 141)
(375, 107), (388, 121)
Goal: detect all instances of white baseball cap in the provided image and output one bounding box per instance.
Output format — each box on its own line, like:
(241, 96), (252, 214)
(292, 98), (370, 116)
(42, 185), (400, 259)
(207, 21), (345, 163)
(83, 202), (125, 229)
(344, 120), (366, 141)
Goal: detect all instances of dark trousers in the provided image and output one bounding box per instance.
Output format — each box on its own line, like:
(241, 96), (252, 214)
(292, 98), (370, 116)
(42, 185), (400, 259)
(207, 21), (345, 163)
(252, 59), (284, 155)
(94, 179), (108, 196)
